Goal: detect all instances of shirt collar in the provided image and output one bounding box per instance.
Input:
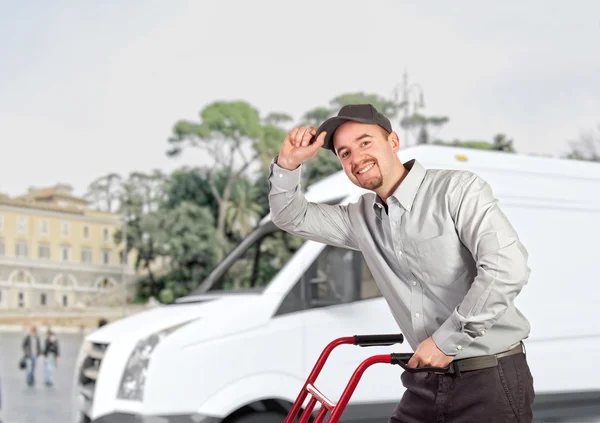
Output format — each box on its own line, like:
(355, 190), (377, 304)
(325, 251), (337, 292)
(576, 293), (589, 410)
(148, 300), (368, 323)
(372, 159), (427, 215)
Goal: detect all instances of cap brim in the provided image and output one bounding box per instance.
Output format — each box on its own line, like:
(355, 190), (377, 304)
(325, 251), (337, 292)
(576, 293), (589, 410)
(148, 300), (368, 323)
(316, 116), (379, 154)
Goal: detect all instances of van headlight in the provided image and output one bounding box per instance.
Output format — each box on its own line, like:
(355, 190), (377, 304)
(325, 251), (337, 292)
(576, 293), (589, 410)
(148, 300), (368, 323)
(117, 321), (191, 401)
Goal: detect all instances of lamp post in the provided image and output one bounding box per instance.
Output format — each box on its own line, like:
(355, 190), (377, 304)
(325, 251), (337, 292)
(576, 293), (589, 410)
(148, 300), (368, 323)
(393, 69), (426, 147)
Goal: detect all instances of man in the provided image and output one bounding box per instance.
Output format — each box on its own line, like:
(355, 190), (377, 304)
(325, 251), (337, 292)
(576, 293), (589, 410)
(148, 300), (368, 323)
(268, 104), (535, 422)
(21, 324), (42, 387)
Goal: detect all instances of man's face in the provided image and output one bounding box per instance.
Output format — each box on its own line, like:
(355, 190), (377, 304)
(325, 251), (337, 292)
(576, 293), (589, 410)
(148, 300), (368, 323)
(333, 121), (398, 191)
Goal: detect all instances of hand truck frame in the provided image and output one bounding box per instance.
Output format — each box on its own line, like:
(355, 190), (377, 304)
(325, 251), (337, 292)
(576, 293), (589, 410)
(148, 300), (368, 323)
(284, 333), (450, 423)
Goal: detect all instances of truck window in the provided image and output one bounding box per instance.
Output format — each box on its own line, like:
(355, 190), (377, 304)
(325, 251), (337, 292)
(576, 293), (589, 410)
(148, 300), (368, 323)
(209, 229), (305, 291)
(276, 245), (382, 316)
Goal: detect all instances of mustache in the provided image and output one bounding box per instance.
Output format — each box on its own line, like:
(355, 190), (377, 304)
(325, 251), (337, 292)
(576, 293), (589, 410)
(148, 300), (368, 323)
(352, 157), (378, 174)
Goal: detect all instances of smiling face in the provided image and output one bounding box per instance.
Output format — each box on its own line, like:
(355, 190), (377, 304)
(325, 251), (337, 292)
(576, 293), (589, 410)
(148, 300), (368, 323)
(333, 121), (404, 198)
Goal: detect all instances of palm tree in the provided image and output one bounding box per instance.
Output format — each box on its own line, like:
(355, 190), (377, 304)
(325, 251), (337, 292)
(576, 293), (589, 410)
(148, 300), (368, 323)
(225, 180), (264, 239)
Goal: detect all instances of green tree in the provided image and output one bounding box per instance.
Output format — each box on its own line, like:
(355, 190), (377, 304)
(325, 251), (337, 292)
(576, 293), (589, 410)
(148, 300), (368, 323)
(225, 178), (264, 239)
(167, 101), (264, 261)
(400, 113), (450, 145)
(565, 124), (600, 162)
(114, 170), (168, 296)
(154, 202), (218, 293)
(432, 133), (516, 153)
(492, 133), (515, 152)
(84, 173), (122, 212)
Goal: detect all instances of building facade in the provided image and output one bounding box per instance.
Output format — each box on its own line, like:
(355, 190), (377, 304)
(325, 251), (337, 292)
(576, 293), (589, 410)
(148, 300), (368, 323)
(0, 184), (136, 309)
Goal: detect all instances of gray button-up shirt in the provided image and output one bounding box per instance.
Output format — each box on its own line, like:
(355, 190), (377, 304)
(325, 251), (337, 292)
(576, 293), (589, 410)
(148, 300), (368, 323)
(268, 158), (531, 359)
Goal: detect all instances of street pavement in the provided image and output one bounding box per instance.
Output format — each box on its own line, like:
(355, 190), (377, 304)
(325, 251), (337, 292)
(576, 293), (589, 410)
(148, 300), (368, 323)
(0, 330), (84, 423)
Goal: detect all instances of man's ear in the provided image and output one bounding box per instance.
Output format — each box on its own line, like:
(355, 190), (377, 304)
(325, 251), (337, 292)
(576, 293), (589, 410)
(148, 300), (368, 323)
(388, 131), (400, 152)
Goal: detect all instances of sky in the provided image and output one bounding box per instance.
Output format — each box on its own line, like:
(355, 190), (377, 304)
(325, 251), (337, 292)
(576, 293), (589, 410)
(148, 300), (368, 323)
(1, 0), (599, 198)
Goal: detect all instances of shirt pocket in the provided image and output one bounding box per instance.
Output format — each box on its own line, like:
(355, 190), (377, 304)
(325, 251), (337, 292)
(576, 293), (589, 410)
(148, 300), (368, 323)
(414, 232), (469, 287)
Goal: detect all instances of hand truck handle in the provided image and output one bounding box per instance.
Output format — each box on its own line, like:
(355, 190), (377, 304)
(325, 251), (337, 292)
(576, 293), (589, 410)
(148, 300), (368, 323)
(353, 333), (404, 347)
(391, 353), (452, 374)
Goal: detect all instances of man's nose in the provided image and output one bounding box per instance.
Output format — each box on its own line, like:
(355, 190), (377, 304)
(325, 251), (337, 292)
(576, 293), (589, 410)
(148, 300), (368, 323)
(352, 156), (366, 170)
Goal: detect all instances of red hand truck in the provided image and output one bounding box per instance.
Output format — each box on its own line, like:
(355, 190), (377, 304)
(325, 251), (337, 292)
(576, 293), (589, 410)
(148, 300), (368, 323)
(284, 333), (451, 423)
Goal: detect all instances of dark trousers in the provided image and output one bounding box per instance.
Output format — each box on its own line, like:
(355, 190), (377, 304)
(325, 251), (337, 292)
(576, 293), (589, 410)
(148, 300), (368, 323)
(390, 352), (535, 423)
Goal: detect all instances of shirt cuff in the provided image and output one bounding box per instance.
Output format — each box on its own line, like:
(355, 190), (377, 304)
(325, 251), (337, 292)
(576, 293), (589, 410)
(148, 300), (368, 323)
(431, 311), (475, 356)
(269, 156), (302, 192)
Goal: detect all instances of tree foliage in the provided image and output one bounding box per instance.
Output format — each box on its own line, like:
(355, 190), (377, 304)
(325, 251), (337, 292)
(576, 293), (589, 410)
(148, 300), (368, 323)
(565, 124), (600, 162)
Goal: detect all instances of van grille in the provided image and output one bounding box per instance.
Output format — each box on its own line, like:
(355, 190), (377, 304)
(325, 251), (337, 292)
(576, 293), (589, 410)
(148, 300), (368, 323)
(76, 342), (108, 422)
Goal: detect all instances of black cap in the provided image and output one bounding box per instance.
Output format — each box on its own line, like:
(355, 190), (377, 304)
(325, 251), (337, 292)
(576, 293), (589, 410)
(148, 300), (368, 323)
(316, 104), (392, 154)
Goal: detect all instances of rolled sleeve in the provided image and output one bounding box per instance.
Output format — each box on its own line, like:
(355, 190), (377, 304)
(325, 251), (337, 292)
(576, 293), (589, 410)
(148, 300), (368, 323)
(433, 174), (530, 355)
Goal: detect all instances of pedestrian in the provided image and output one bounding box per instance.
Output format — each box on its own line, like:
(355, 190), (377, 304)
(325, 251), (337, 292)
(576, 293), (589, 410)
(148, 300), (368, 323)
(43, 329), (60, 386)
(268, 104), (535, 422)
(21, 324), (42, 386)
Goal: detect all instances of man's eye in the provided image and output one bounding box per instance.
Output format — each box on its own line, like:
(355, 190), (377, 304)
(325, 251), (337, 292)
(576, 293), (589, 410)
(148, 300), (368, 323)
(341, 151), (349, 158)
(361, 141), (370, 147)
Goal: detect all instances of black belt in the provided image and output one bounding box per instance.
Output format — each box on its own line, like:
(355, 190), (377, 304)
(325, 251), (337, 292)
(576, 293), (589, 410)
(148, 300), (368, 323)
(446, 343), (524, 375)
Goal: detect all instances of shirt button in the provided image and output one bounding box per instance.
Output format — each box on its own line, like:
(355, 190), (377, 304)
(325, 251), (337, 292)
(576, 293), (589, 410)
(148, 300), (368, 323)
(397, 250), (403, 256)
(414, 312), (420, 318)
(457, 345), (462, 350)
(278, 173), (283, 178)
(412, 281), (417, 286)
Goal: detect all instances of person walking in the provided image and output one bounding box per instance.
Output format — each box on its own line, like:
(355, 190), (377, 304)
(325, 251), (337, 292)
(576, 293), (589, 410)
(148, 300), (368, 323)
(267, 104), (535, 422)
(21, 325), (42, 386)
(43, 329), (60, 386)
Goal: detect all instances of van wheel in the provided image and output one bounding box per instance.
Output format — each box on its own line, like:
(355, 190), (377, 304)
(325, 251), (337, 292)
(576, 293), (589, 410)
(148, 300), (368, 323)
(234, 411), (286, 423)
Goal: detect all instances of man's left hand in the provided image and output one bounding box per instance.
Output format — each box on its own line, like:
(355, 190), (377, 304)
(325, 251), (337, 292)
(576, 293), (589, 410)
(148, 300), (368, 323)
(407, 336), (454, 369)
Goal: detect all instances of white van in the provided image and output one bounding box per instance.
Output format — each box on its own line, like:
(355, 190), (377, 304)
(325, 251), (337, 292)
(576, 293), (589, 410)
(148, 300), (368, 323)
(72, 145), (600, 423)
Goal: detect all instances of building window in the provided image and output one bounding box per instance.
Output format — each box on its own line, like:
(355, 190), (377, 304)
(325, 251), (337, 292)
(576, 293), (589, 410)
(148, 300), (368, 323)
(81, 248), (93, 263)
(102, 249), (111, 265)
(83, 225), (90, 239)
(17, 216), (28, 234)
(61, 222), (70, 237)
(62, 295), (68, 307)
(40, 293), (47, 306)
(38, 243), (51, 259)
(98, 277), (114, 290)
(40, 219), (49, 236)
(61, 245), (71, 261)
(0, 237), (4, 256)
(11, 270), (32, 283)
(103, 228), (110, 243)
(16, 241), (28, 258)
(18, 292), (25, 308)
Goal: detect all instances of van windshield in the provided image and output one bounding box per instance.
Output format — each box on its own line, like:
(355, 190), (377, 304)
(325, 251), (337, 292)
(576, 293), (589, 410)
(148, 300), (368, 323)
(188, 221), (306, 294)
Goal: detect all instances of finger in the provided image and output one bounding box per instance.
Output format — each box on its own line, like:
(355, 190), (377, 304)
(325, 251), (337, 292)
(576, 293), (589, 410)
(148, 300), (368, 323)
(295, 127), (308, 147)
(301, 128), (314, 146)
(309, 130), (326, 151)
(407, 354), (419, 368)
(288, 128), (299, 146)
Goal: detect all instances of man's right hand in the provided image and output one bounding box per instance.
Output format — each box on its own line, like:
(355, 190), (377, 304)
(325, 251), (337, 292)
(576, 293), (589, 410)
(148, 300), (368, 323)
(276, 126), (326, 170)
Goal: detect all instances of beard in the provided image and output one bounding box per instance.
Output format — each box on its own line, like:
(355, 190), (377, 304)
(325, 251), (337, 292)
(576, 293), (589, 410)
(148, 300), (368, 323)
(360, 174), (383, 190)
